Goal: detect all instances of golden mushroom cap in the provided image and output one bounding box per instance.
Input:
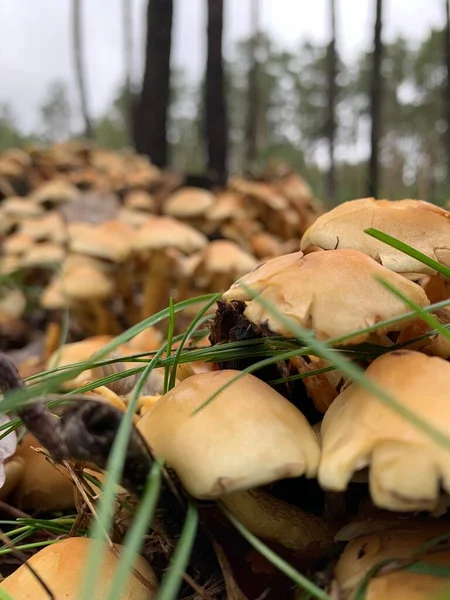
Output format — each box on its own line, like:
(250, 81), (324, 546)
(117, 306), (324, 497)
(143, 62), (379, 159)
(31, 178), (80, 205)
(334, 524), (450, 599)
(137, 369), (320, 499)
(3, 233), (34, 256)
(2, 196), (44, 218)
(300, 197), (450, 275)
(223, 250), (429, 344)
(21, 242), (65, 267)
(132, 216), (208, 254)
(63, 265), (114, 301)
(0, 536), (157, 599)
(69, 221), (133, 263)
(162, 187), (215, 218)
(319, 350), (450, 512)
(19, 212), (67, 244)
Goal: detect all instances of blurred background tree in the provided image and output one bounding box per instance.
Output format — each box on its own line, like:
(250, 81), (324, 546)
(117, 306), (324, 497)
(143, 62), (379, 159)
(4, 0), (450, 207)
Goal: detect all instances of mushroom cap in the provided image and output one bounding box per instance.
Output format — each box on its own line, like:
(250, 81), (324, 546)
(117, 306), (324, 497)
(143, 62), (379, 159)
(132, 216), (208, 254)
(0, 536), (157, 599)
(118, 207), (152, 227)
(223, 250), (430, 344)
(334, 524), (450, 599)
(0, 288), (27, 320)
(2, 196), (44, 218)
(124, 190), (155, 212)
(206, 192), (246, 222)
(137, 369), (320, 499)
(69, 221), (132, 263)
(163, 187), (215, 218)
(2, 233), (34, 256)
(64, 266), (114, 301)
(12, 434), (75, 511)
(229, 178), (288, 210)
(41, 277), (70, 310)
(21, 242), (65, 267)
(250, 231), (283, 259)
(31, 179), (80, 204)
(300, 197), (450, 275)
(319, 350), (450, 512)
(19, 212), (67, 244)
(195, 240), (259, 276)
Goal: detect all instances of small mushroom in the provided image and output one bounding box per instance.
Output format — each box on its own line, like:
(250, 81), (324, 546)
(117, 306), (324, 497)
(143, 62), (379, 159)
(0, 537), (157, 599)
(319, 350), (450, 512)
(300, 197), (450, 275)
(223, 249), (430, 345)
(162, 187), (216, 232)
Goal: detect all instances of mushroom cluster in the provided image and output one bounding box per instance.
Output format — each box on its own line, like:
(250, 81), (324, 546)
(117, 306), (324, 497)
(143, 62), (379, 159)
(0, 142), (321, 344)
(5, 174), (450, 597)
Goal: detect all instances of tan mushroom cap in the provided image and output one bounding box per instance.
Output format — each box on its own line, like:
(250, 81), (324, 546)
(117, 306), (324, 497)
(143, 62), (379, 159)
(0, 536), (157, 599)
(19, 212), (67, 244)
(69, 221), (132, 263)
(2, 233), (34, 255)
(300, 197), (450, 275)
(194, 240), (259, 279)
(229, 178), (288, 210)
(137, 369), (320, 499)
(31, 178), (80, 204)
(117, 207), (152, 227)
(319, 350), (450, 512)
(163, 187), (215, 218)
(12, 434), (75, 511)
(0, 288), (27, 320)
(64, 265), (114, 300)
(206, 191), (246, 222)
(2, 196), (44, 218)
(334, 524), (450, 599)
(223, 250), (429, 344)
(41, 277), (70, 310)
(132, 216), (208, 254)
(21, 242), (65, 267)
(123, 190), (155, 212)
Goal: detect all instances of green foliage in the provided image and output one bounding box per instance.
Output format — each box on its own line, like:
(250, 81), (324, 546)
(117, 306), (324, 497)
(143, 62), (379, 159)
(38, 79), (72, 143)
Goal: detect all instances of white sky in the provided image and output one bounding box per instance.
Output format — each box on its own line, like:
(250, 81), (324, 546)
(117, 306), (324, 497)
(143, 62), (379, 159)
(0, 0), (445, 132)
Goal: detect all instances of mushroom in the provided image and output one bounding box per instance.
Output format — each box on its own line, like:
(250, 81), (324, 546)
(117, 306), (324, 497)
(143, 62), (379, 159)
(249, 231), (284, 259)
(0, 536), (157, 599)
(300, 197), (450, 275)
(162, 187), (216, 232)
(137, 369), (320, 499)
(193, 240), (259, 294)
(123, 189), (156, 212)
(137, 370), (333, 555)
(333, 524), (450, 599)
(12, 433), (76, 511)
(319, 350), (450, 512)
(223, 249), (430, 345)
(2, 233), (34, 257)
(131, 216), (208, 319)
(19, 211), (68, 244)
(2, 196), (44, 218)
(30, 178), (81, 209)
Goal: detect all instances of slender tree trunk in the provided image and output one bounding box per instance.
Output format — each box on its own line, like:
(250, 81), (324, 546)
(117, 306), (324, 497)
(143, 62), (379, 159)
(123, 0), (133, 141)
(368, 0), (383, 197)
(205, 0), (228, 185)
(134, 0), (173, 167)
(326, 0), (338, 204)
(72, 0), (94, 139)
(245, 0), (260, 170)
(445, 0), (450, 173)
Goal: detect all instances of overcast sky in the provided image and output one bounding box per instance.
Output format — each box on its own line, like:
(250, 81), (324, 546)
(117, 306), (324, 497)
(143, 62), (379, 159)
(0, 0), (445, 132)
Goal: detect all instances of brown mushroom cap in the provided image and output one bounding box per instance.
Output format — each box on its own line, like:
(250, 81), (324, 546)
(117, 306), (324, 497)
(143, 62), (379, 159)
(163, 187), (215, 218)
(64, 265), (114, 301)
(21, 242), (65, 268)
(123, 190), (155, 212)
(319, 350), (450, 512)
(69, 221), (133, 263)
(12, 434), (75, 511)
(31, 178), (80, 205)
(3, 233), (34, 256)
(0, 536), (157, 599)
(2, 196), (44, 218)
(300, 197), (450, 275)
(19, 212), (67, 244)
(132, 216), (208, 254)
(334, 524), (450, 599)
(137, 369), (320, 499)
(223, 250), (430, 344)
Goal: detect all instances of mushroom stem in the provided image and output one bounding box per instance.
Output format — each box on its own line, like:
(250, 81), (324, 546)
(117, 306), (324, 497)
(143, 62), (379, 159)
(142, 251), (172, 320)
(220, 488), (336, 557)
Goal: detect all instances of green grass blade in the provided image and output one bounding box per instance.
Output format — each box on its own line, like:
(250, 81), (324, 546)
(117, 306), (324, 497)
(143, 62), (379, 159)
(106, 461), (162, 600)
(364, 228), (450, 278)
(0, 590), (15, 600)
(155, 502), (198, 600)
(168, 294), (220, 390)
(375, 275), (450, 342)
(163, 299), (176, 395)
(79, 343), (168, 599)
(221, 504), (330, 600)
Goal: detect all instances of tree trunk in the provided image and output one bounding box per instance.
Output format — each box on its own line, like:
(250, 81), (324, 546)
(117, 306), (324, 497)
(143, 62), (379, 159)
(245, 0), (260, 171)
(326, 0), (338, 204)
(205, 0), (228, 185)
(123, 0), (133, 141)
(368, 0), (383, 198)
(72, 0), (94, 139)
(134, 0), (173, 167)
(445, 0), (450, 173)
